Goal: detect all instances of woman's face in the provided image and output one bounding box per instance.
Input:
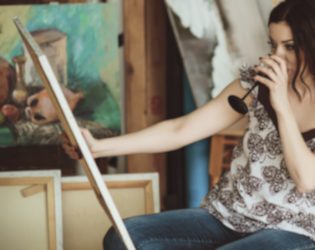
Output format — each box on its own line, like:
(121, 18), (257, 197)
(268, 21), (301, 82)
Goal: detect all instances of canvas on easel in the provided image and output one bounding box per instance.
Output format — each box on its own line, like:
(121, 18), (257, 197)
(13, 17), (136, 250)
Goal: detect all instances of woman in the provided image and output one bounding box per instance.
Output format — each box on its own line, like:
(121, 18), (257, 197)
(62, 0), (315, 249)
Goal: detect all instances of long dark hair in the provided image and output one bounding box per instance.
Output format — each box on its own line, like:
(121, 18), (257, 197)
(269, 0), (315, 99)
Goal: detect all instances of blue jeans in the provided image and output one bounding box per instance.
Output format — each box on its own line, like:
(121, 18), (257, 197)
(103, 208), (315, 250)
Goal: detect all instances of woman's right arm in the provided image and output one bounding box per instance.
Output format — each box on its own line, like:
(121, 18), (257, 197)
(63, 79), (251, 159)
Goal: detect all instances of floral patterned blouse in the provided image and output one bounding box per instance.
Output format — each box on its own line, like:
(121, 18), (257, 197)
(202, 67), (315, 241)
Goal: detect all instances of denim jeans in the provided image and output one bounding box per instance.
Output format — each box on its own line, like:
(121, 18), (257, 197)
(103, 208), (315, 250)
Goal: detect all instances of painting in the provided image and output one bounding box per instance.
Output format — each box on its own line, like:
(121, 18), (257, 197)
(165, 0), (275, 101)
(165, 0), (215, 107)
(0, 2), (121, 146)
(0, 170), (63, 250)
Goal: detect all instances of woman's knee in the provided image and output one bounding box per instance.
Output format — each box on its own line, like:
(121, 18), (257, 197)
(103, 216), (150, 250)
(103, 226), (127, 250)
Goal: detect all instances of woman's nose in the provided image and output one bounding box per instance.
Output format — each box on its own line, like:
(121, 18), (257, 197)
(273, 46), (285, 58)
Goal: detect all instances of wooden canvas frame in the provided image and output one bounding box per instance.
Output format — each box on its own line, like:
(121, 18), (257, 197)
(0, 170), (62, 250)
(13, 18), (135, 250)
(62, 173), (160, 213)
(61, 173), (160, 250)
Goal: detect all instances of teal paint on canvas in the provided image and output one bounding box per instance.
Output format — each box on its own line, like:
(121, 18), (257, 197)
(0, 3), (121, 146)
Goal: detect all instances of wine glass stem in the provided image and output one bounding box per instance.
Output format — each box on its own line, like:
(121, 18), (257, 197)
(241, 82), (259, 100)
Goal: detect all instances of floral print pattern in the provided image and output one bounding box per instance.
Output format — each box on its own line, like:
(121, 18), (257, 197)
(262, 165), (288, 194)
(254, 107), (271, 131)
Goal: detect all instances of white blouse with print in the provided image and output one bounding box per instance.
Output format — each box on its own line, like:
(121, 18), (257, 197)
(202, 66), (315, 241)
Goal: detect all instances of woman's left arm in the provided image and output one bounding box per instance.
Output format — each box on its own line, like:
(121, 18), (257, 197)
(276, 109), (315, 192)
(255, 55), (315, 193)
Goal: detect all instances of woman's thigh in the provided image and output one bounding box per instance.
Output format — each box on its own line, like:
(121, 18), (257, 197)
(218, 229), (315, 250)
(103, 208), (244, 250)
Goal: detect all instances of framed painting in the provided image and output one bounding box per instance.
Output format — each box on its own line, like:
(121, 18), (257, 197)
(0, 170), (62, 250)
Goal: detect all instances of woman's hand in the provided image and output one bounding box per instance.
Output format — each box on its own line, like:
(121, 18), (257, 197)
(60, 129), (97, 159)
(254, 55), (291, 114)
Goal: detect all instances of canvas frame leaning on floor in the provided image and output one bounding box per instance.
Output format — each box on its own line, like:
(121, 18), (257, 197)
(0, 170), (62, 250)
(13, 17), (136, 250)
(62, 173), (160, 250)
